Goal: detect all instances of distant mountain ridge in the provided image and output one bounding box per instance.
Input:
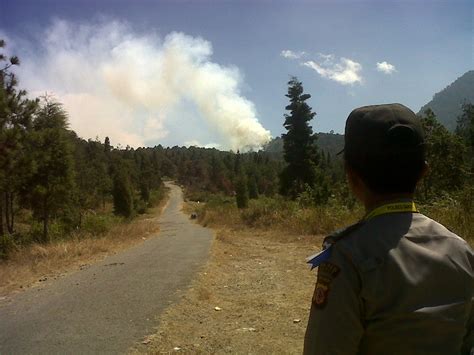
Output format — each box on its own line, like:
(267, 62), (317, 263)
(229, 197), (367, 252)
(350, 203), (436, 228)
(265, 70), (473, 156)
(263, 132), (344, 158)
(418, 70), (474, 131)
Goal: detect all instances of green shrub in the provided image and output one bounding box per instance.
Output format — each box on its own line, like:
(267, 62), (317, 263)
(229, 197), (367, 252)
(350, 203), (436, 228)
(82, 214), (119, 236)
(149, 186), (166, 207)
(0, 234), (16, 260)
(421, 186), (474, 246)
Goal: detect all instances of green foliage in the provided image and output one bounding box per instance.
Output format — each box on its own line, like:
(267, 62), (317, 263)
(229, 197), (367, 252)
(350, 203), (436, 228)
(418, 109), (468, 199)
(82, 213), (120, 236)
(1, 36), (472, 257)
(28, 97), (75, 243)
(235, 175), (249, 209)
(0, 234), (15, 259)
(112, 169), (134, 218)
(247, 175), (259, 199)
(264, 133), (344, 159)
(280, 77), (319, 198)
(199, 193), (363, 235)
(456, 102), (474, 172)
(421, 185), (474, 245)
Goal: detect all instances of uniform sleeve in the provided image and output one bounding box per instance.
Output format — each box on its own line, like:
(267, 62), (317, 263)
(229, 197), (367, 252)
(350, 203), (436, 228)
(304, 244), (364, 355)
(462, 297), (474, 355)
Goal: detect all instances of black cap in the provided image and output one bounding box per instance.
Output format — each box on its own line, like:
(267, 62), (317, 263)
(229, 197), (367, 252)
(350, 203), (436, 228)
(340, 103), (425, 163)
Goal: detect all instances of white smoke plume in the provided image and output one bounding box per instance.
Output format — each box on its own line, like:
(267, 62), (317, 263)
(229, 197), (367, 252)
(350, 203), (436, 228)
(16, 19), (271, 150)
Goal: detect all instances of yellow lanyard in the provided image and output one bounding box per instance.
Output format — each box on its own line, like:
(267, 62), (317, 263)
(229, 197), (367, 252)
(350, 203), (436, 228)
(364, 201), (418, 221)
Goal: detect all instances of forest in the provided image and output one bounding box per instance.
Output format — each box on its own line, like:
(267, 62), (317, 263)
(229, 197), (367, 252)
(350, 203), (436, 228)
(1, 39), (473, 259)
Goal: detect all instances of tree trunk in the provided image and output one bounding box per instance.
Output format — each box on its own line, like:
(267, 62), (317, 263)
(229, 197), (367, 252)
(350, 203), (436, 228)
(42, 198), (49, 243)
(0, 193), (4, 236)
(3, 191), (10, 233)
(7, 192), (14, 234)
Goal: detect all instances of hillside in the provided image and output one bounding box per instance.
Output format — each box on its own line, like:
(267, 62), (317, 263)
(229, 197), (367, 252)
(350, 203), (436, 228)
(418, 70), (474, 131)
(263, 132), (345, 157)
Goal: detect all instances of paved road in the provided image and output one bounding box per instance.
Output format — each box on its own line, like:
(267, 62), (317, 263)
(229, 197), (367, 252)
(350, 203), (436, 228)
(0, 182), (213, 354)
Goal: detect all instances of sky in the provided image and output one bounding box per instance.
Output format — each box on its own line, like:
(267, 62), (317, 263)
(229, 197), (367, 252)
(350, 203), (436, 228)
(0, 0), (472, 150)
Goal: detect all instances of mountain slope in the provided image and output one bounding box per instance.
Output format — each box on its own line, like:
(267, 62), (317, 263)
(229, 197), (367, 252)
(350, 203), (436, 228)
(418, 70), (474, 131)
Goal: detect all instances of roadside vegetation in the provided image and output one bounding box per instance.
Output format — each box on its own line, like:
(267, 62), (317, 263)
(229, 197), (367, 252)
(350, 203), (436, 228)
(1, 38), (473, 278)
(0, 190), (168, 294)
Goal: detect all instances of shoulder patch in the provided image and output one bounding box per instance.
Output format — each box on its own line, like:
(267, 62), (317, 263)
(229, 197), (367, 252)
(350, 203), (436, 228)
(312, 262), (340, 309)
(306, 222), (363, 270)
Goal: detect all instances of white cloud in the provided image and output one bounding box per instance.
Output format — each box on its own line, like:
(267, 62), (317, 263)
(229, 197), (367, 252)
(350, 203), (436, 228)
(303, 56), (363, 85)
(16, 19), (271, 151)
(317, 53), (335, 63)
(376, 61), (396, 74)
(280, 49), (305, 60)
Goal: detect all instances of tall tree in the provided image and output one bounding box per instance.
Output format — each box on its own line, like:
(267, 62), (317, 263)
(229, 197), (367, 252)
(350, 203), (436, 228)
(28, 96), (75, 242)
(0, 39), (37, 236)
(235, 175), (249, 209)
(280, 77), (319, 199)
(456, 102), (474, 173)
(112, 167), (134, 218)
(419, 109), (467, 199)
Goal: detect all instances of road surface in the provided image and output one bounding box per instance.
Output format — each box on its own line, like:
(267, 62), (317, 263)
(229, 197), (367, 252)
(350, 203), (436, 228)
(0, 182), (213, 354)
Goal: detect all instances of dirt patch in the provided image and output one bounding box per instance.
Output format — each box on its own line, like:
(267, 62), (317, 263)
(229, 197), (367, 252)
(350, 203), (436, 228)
(135, 227), (323, 354)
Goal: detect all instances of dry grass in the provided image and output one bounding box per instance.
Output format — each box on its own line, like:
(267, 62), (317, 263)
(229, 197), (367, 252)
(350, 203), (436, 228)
(133, 195), (473, 354)
(192, 196), (363, 236)
(0, 196), (169, 296)
(133, 227), (322, 354)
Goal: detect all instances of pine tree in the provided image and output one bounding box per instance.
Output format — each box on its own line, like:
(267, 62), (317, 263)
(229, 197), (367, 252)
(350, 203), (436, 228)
(112, 168), (134, 218)
(419, 109), (467, 199)
(29, 96), (75, 242)
(456, 102), (474, 172)
(247, 175), (259, 199)
(280, 77), (319, 199)
(0, 39), (37, 236)
(235, 175), (249, 209)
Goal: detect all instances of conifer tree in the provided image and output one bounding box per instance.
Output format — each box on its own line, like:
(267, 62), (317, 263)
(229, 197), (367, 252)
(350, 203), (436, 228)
(280, 77), (319, 199)
(235, 175), (249, 209)
(456, 102), (474, 172)
(0, 39), (37, 236)
(29, 96), (75, 242)
(419, 109), (467, 199)
(247, 175), (259, 199)
(112, 168), (134, 218)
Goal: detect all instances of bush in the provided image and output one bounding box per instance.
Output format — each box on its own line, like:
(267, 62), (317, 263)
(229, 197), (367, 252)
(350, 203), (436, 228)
(135, 200), (148, 215)
(0, 234), (16, 260)
(421, 186), (474, 246)
(149, 186), (166, 207)
(186, 189), (213, 203)
(82, 214), (119, 236)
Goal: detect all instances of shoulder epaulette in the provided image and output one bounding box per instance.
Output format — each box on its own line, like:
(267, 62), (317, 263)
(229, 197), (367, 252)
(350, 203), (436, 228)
(306, 221), (363, 270)
(322, 221), (364, 248)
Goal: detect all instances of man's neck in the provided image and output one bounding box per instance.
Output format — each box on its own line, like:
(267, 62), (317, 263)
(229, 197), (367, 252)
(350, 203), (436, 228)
(364, 193), (414, 213)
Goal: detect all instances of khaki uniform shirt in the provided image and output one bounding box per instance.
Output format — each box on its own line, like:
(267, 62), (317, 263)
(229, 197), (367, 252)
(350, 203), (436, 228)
(304, 211), (474, 355)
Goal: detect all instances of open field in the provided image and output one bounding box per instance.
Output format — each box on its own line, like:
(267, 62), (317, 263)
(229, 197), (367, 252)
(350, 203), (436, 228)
(0, 193), (169, 296)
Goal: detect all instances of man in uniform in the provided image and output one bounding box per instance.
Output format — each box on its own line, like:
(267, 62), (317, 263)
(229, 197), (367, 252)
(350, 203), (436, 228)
(304, 103), (474, 354)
